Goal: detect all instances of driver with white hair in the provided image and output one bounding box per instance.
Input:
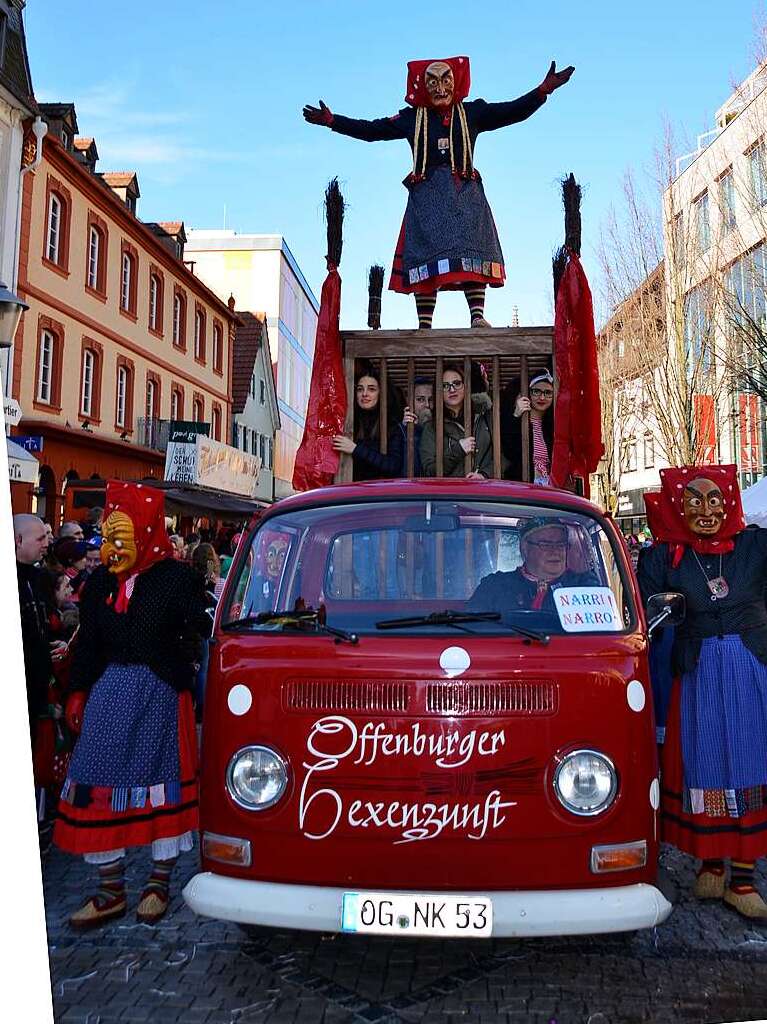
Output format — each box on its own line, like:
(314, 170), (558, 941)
(468, 519), (598, 615)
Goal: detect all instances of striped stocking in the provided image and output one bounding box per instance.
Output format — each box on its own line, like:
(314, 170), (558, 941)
(463, 283), (488, 325)
(96, 858), (126, 904)
(414, 291), (437, 329)
(731, 860), (756, 893)
(145, 857), (177, 897)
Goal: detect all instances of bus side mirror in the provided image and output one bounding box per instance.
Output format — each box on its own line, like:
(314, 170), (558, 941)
(646, 592), (686, 636)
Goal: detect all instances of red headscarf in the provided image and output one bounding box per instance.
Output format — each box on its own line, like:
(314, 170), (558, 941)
(405, 56), (471, 108)
(644, 464), (745, 568)
(104, 481), (174, 612)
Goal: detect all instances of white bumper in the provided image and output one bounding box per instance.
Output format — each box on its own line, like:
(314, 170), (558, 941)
(183, 873), (672, 937)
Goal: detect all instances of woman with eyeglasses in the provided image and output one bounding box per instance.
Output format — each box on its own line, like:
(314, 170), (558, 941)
(332, 362), (407, 481)
(419, 363), (495, 478)
(500, 369), (555, 485)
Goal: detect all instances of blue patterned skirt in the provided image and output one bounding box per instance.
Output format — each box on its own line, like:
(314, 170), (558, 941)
(54, 664), (198, 855)
(681, 635), (767, 799)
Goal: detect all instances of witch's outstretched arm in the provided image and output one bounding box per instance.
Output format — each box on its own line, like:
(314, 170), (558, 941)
(473, 61), (575, 134)
(303, 98), (408, 142)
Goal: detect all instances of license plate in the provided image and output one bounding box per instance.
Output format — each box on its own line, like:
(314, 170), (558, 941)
(341, 891), (492, 937)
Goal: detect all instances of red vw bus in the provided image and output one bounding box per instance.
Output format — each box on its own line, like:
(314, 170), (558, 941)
(184, 479), (674, 938)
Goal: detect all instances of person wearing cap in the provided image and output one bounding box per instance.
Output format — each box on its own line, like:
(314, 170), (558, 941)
(84, 540), (103, 576)
(468, 520), (597, 615)
(500, 370), (555, 485)
(53, 538), (89, 600)
(83, 507), (103, 541)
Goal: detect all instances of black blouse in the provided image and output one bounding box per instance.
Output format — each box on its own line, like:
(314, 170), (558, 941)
(637, 527), (767, 673)
(330, 91), (546, 174)
(70, 560), (213, 694)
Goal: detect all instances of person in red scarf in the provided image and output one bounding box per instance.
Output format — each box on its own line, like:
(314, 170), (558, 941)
(303, 56), (573, 329)
(639, 465), (767, 919)
(53, 482), (212, 929)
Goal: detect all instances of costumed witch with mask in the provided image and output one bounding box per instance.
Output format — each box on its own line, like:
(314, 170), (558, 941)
(54, 482), (212, 929)
(638, 466), (767, 919)
(303, 56), (573, 329)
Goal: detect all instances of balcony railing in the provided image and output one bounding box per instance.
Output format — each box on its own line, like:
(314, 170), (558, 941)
(137, 417), (169, 452)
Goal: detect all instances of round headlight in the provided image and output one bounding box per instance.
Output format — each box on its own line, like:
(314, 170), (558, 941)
(226, 746), (288, 811)
(553, 749), (617, 817)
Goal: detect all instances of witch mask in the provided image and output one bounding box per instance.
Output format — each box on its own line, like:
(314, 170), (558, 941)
(424, 62), (454, 107)
(682, 478), (725, 537)
(101, 510), (138, 575)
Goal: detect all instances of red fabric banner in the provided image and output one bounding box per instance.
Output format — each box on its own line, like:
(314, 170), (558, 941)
(292, 268), (348, 492)
(549, 251), (603, 496)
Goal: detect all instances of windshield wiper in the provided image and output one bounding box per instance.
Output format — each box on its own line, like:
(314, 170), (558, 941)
(375, 609), (549, 644)
(222, 608), (359, 644)
(375, 610), (500, 633)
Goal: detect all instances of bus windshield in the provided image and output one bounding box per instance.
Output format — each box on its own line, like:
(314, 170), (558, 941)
(224, 500), (635, 637)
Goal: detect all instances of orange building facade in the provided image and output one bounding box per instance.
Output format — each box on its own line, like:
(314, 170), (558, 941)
(9, 110), (236, 522)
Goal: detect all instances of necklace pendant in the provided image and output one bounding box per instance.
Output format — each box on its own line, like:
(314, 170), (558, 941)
(707, 576), (729, 600)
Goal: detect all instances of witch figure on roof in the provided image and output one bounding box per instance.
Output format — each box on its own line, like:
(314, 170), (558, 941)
(303, 56), (573, 329)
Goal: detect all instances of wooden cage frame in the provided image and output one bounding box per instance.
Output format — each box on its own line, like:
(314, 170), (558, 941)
(335, 326), (554, 483)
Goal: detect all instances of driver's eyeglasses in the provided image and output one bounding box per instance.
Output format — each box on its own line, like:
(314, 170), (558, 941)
(442, 380), (464, 392)
(527, 539), (567, 550)
(530, 388), (554, 399)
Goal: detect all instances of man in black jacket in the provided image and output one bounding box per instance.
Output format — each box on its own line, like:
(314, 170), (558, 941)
(468, 521), (597, 615)
(14, 513), (58, 745)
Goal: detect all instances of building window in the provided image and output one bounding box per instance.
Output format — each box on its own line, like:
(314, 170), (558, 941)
(121, 252), (132, 310)
(44, 176), (71, 273)
(149, 268), (164, 334)
(87, 227), (100, 290)
(643, 433), (655, 469)
(212, 404), (221, 441)
(114, 356), (135, 432)
(212, 321), (223, 373)
(622, 437), (638, 473)
(194, 307), (206, 362)
(251, 430), (258, 456)
(116, 366), (128, 428)
(144, 376), (161, 446)
(719, 169), (737, 232)
(268, 438), (273, 470)
(694, 191), (710, 252)
(672, 212), (684, 271)
(172, 288), (187, 349)
(259, 433), (266, 464)
(81, 349), (95, 416)
(749, 142), (767, 208)
(249, 373), (256, 399)
(171, 386), (183, 422)
(47, 194), (61, 264)
(37, 329), (53, 403)
(241, 426), (249, 452)
(260, 378), (266, 405)
(192, 396), (203, 423)
(85, 212), (108, 296)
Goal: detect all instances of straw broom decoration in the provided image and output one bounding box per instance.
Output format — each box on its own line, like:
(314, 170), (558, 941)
(367, 264), (385, 330)
(325, 177), (344, 269)
(553, 172), (582, 298)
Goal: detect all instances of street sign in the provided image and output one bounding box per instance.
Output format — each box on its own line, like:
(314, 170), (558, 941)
(3, 397), (22, 426)
(13, 434), (43, 452)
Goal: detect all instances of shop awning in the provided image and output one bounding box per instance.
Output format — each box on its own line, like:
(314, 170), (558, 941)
(7, 437), (38, 484)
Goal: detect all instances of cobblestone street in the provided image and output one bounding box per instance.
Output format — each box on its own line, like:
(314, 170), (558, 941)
(43, 845), (767, 1024)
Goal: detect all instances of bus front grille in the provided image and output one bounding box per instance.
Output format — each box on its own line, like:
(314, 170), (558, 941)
(284, 679), (410, 713)
(426, 681), (558, 716)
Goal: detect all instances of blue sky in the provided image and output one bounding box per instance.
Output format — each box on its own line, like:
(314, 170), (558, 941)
(27, 0), (764, 329)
